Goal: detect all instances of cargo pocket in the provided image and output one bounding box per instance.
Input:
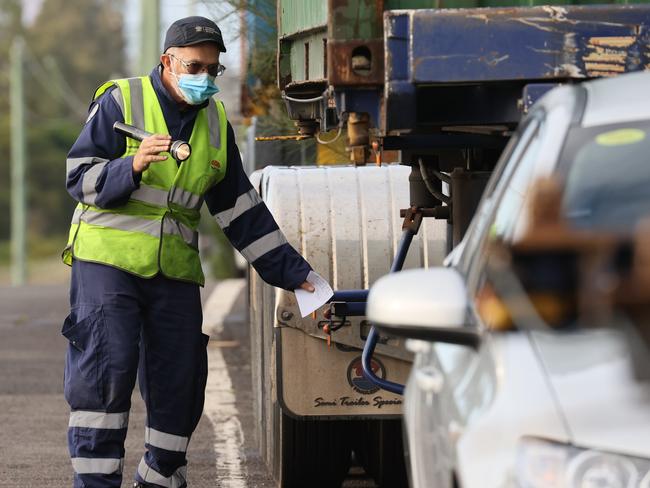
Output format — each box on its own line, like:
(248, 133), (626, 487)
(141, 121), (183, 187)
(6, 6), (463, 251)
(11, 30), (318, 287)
(190, 333), (210, 432)
(61, 308), (107, 410)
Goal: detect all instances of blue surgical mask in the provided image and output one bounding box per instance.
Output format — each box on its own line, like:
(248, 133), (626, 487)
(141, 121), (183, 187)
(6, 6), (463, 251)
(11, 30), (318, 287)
(173, 72), (220, 105)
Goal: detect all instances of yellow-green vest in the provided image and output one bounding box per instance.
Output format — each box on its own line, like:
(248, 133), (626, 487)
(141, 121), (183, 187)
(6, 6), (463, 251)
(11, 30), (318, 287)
(63, 76), (228, 285)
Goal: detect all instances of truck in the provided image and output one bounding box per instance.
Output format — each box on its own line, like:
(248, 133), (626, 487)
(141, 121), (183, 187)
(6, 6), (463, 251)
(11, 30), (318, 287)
(247, 1), (650, 486)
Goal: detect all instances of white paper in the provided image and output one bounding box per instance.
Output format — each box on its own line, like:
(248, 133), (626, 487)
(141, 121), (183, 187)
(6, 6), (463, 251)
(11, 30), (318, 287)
(294, 271), (334, 318)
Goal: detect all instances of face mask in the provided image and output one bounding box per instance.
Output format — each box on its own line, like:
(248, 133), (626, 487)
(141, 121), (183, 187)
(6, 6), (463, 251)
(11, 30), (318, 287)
(172, 71), (220, 105)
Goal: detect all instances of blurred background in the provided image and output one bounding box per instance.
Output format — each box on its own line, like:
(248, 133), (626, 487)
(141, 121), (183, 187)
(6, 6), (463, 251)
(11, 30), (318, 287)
(0, 0), (348, 286)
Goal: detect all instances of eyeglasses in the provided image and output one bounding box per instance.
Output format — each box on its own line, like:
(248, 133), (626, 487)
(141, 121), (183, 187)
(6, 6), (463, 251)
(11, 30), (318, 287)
(168, 53), (226, 77)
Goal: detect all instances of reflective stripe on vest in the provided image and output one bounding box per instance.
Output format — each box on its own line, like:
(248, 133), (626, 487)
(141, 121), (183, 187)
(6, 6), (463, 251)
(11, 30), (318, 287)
(128, 77), (145, 129)
(72, 207), (198, 249)
(130, 185), (203, 211)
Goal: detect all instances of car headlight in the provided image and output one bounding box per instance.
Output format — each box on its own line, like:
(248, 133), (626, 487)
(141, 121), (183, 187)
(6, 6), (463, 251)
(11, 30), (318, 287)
(516, 437), (650, 488)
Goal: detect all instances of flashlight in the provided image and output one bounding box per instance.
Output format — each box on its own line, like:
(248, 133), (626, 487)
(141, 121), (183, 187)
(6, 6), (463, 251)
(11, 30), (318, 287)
(113, 121), (192, 162)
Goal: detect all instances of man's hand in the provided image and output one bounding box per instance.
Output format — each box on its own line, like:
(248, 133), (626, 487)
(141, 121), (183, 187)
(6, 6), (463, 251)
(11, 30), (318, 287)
(299, 281), (315, 292)
(133, 134), (172, 173)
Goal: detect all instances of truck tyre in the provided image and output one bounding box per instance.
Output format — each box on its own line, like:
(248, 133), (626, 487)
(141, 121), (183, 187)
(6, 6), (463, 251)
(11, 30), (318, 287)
(278, 412), (353, 488)
(353, 419), (409, 488)
(253, 320), (353, 487)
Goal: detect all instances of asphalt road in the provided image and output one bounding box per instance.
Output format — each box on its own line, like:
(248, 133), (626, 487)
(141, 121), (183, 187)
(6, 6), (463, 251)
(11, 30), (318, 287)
(0, 280), (274, 487)
(0, 279), (378, 488)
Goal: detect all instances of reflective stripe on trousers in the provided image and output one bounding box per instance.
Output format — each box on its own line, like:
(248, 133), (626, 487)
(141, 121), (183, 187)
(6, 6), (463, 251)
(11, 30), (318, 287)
(71, 457), (124, 475)
(145, 426), (189, 452)
(69, 410), (129, 430)
(137, 459), (187, 488)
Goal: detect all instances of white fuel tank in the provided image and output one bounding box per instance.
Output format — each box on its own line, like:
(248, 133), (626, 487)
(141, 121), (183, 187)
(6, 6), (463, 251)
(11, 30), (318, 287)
(258, 164), (447, 291)
(249, 164), (448, 417)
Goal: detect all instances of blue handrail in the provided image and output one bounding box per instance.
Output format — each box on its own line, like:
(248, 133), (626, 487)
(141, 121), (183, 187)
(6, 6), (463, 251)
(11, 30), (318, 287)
(330, 290), (369, 302)
(362, 327), (405, 395)
(324, 228), (416, 395)
(360, 228), (415, 396)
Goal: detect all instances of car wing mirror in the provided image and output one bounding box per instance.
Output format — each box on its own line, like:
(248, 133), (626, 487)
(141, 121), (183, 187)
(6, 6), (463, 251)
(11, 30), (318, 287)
(366, 267), (481, 349)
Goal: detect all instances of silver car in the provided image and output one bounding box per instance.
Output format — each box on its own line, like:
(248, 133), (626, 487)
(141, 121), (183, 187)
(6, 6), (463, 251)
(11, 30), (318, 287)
(367, 71), (650, 488)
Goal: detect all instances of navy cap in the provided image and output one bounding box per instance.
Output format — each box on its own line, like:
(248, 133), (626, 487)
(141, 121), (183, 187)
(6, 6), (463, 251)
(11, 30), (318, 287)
(163, 16), (226, 53)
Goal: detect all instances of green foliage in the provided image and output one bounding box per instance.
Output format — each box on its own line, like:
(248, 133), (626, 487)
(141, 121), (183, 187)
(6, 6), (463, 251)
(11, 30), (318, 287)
(0, 0), (126, 248)
(26, 121), (80, 237)
(0, 0), (23, 240)
(27, 0), (126, 117)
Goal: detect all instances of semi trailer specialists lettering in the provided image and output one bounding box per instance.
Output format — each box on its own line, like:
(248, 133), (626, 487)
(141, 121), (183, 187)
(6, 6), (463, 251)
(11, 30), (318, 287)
(313, 396), (403, 408)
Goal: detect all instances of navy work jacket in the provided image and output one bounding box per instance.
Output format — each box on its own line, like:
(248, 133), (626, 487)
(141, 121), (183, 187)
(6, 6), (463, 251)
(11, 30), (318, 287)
(66, 67), (311, 290)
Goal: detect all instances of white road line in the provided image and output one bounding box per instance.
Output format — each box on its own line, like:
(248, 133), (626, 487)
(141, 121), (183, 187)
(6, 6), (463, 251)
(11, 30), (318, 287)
(204, 344), (247, 487)
(202, 279), (246, 337)
(203, 280), (247, 487)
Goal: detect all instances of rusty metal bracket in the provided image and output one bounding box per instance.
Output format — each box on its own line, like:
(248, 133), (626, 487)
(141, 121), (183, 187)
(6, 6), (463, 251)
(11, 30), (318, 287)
(400, 206), (424, 234)
(327, 39), (384, 86)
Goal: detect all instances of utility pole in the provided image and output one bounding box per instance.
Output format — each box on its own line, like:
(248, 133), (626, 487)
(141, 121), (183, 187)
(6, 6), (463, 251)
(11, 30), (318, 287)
(139, 0), (161, 73)
(10, 36), (27, 286)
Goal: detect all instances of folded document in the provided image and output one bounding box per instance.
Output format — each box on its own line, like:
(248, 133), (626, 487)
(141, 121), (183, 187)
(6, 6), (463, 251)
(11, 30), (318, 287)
(294, 271), (334, 318)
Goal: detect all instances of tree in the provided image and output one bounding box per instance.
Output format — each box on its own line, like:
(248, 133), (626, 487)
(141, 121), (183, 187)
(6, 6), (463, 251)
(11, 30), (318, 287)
(0, 0), (127, 246)
(0, 0), (24, 241)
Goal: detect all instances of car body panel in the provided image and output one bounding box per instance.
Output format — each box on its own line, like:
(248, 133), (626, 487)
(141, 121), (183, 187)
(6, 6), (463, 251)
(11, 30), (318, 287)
(396, 71), (650, 488)
(582, 71), (650, 128)
(531, 329), (650, 459)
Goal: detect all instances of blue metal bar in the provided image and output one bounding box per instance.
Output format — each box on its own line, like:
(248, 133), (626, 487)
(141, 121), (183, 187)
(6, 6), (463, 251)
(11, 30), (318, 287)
(331, 301), (366, 317)
(390, 229), (415, 274)
(330, 290), (369, 302)
(361, 228), (415, 395)
(362, 327), (404, 395)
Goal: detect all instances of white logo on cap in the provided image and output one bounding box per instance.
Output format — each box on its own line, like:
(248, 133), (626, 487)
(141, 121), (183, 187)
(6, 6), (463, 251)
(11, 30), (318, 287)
(195, 26), (217, 34)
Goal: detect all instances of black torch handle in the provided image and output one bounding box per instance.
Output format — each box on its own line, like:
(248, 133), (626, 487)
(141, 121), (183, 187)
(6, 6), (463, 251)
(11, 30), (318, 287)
(113, 121), (152, 142)
(113, 121), (191, 162)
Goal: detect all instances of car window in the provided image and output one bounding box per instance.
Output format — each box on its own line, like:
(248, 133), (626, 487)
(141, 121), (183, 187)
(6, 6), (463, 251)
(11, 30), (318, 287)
(560, 120), (650, 234)
(473, 118), (650, 336)
(463, 116), (545, 288)
(458, 114), (543, 274)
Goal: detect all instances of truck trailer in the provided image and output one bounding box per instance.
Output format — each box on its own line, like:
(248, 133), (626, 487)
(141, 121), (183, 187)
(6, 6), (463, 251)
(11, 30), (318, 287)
(247, 1), (650, 486)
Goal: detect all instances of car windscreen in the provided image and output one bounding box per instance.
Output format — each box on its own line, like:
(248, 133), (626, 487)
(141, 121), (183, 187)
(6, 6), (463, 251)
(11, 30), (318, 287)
(560, 120), (650, 234)
(475, 118), (650, 341)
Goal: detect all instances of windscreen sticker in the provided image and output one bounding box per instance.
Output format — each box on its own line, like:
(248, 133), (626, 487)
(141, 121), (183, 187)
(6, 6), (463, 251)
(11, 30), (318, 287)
(595, 128), (646, 147)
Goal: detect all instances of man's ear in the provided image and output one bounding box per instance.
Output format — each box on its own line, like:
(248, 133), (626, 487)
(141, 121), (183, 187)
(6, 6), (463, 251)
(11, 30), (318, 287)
(160, 53), (171, 70)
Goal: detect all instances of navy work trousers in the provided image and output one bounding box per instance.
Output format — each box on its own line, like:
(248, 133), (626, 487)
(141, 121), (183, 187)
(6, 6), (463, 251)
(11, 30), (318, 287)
(62, 260), (208, 488)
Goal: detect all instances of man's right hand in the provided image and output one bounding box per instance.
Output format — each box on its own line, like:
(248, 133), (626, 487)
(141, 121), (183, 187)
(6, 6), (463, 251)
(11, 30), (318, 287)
(133, 134), (172, 173)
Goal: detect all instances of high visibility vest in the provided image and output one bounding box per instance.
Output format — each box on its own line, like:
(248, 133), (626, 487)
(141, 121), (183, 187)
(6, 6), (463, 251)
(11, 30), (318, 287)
(62, 76), (228, 285)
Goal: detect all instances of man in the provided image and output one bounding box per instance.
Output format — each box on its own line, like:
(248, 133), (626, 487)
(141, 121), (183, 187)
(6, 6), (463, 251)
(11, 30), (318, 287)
(62, 16), (315, 488)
